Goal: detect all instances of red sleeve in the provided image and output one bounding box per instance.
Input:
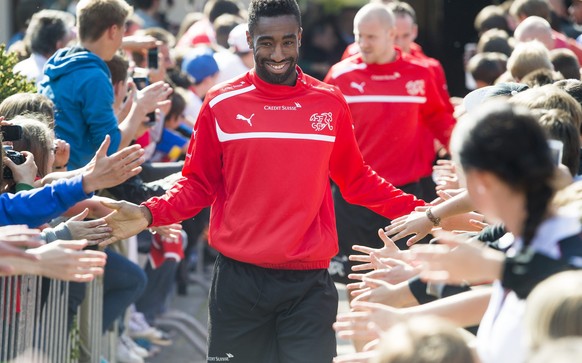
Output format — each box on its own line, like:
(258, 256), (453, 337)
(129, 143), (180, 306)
(431, 61), (454, 114)
(329, 97), (426, 220)
(323, 65), (335, 85)
(142, 100), (220, 226)
(340, 43), (359, 61)
(420, 72), (456, 148)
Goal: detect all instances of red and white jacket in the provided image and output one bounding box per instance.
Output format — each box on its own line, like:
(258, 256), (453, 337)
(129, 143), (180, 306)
(324, 51), (455, 187)
(143, 67), (425, 270)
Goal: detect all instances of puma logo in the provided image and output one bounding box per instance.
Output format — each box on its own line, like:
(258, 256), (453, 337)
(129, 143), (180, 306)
(350, 81), (365, 93)
(236, 113), (254, 126)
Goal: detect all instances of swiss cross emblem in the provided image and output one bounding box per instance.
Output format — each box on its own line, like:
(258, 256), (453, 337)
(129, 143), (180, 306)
(405, 80), (425, 96)
(310, 112), (333, 131)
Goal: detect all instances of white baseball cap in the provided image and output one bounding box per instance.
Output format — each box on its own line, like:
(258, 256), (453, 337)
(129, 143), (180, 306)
(228, 23), (251, 54)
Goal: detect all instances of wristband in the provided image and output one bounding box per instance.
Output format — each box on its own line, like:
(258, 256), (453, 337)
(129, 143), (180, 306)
(426, 208), (441, 227)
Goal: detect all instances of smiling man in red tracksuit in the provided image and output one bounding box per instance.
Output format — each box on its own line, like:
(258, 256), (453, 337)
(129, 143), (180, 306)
(324, 3), (455, 285)
(102, 0), (425, 362)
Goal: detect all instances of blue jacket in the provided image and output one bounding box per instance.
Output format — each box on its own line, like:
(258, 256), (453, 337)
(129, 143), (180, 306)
(39, 47), (120, 169)
(0, 175), (92, 228)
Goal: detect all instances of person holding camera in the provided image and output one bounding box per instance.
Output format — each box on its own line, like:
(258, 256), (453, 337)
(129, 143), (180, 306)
(39, 0), (173, 171)
(0, 129), (144, 228)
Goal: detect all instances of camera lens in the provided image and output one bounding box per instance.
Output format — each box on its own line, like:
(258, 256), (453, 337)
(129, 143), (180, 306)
(2, 148), (26, 179)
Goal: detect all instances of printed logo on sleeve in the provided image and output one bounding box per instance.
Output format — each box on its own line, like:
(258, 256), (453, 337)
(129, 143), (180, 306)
(405, 80), (425, 96)
(310, 112), (333, 131)
(222, 81), (247, 91)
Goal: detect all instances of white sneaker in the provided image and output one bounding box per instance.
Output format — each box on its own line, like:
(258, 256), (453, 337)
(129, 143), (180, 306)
(128, 311), (151, 333)
(120, 334), (149, 358)
(116, 335), (145, 363)
(128, 312), (172, 346)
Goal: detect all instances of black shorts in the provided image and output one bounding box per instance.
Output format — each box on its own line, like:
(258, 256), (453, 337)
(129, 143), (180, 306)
(329, 182), (426, 285)
(207, 255), (338, 363)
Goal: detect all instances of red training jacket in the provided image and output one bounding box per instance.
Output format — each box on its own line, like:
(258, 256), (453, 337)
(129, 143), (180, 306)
(324, 51), (455, 187)
(143, 67), (425, 270)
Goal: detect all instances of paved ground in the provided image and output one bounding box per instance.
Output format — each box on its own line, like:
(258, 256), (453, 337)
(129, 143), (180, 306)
(147, 277), (354, 363)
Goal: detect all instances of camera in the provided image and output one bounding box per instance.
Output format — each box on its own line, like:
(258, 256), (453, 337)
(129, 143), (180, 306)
(133, 76), (148, 91)
(2, 146), (26, 179)
(1, 125), (23, 141)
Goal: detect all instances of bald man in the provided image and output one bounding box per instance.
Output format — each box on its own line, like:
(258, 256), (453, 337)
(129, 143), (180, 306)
(512, 10), (582, 64)
(324, 3), (455, 285)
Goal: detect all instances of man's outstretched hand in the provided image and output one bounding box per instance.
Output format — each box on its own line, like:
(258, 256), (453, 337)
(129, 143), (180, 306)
(99, 200), (151, 247)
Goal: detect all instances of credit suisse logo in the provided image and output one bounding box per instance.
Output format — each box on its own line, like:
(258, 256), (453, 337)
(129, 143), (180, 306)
(263, 102), (302, 111)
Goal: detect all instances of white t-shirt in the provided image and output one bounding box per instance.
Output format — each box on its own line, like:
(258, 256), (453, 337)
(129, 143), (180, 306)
(214, 50), (251, 85)
(476, 215), (582, 363)
(13, 53), (48, 86)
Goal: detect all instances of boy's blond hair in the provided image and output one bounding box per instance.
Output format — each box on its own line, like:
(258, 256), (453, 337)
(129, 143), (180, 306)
(76, 0), (132, 42)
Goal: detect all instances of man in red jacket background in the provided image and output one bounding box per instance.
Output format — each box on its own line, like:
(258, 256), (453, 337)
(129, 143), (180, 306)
(324, 3), (455, 285)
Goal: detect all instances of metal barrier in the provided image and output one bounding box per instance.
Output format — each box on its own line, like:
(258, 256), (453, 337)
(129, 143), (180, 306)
(77, 276), (106, 363)
(0, 275), (110, 363)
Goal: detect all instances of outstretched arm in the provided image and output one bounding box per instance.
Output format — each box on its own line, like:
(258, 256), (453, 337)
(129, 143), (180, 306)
(334, 287), (491, 344)
(3, 240), (106, 282)
(384, 189), (475, 246)
(99, 200), (152, 247)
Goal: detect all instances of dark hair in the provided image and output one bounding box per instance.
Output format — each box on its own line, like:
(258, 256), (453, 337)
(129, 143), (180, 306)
(248, 0), (301, 36)
(458, 103), (555, 246)
(467, 52), (508, 86)
(167, 68), (193, 89)
(105, 54), (129, 86)
(25, 10), (74, 56)
(535, 109), (581, 176)
(510, 0), (551, 21)
(165, 87), (187, 123)
(554, 79), (582, 112)
(550, 48), (581, 81)
(477, 29), (514, 57)
(204, 0), (244, 24)
(474, 5), (511, 35)
(521, 68), (564, 88)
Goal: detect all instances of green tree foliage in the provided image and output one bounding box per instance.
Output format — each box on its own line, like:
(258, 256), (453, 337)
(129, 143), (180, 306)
(0, 44), (36, 104)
